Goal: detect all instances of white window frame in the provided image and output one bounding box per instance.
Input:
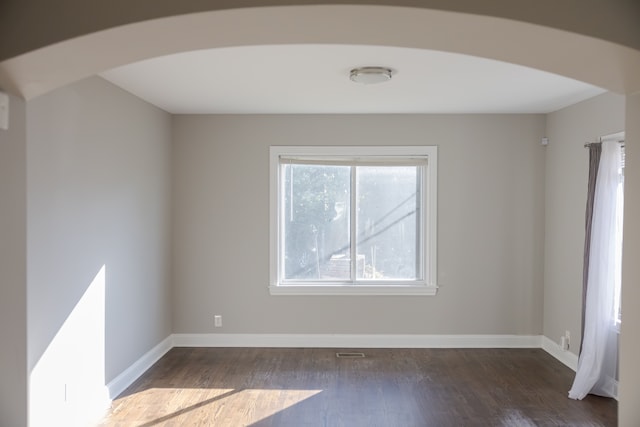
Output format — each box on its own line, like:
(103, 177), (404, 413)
(609, 131), (625, 332)
(269, 146), (438, 296)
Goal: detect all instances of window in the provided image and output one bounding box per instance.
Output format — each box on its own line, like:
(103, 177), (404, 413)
(269, 146), (437, 295)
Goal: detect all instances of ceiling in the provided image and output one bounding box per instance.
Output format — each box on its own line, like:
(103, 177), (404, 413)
(100, 44), (606, 115)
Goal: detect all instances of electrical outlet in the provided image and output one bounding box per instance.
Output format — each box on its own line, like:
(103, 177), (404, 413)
(565, 330), (570, 350)
(214, 315), (222, 327)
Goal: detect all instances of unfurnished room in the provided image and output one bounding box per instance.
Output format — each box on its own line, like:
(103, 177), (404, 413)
(1, 2), (639, 426)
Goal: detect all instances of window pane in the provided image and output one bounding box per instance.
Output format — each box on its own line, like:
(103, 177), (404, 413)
(356, 166), (420, 280)
(283, 164), (351, 280)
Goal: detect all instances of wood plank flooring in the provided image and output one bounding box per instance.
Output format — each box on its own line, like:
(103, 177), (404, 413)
(100, 348), (616, 426)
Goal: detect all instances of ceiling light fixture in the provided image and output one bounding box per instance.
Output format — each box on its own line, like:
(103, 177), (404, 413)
(349, 66), (394, 84)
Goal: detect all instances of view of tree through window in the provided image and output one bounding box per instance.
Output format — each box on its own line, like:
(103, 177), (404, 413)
(283, 163), (420, 282)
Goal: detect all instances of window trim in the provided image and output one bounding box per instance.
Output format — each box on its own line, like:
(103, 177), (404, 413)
(269, 145), (438, 296)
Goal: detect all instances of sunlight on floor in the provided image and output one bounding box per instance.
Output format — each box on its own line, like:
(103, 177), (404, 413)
(497, 408), (538, 427)
(105, 387), (323, 426)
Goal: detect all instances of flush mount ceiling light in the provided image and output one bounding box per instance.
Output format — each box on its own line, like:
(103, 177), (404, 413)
(349, 66), (394, 84)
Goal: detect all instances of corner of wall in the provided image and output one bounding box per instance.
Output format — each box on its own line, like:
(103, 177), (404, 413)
(0, 93), (28, 427)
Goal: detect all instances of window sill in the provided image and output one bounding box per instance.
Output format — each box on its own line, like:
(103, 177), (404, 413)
(269, 284), (438, 296)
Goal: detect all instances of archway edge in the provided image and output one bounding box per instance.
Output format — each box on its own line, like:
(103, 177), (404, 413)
(1, 5), (639, 99)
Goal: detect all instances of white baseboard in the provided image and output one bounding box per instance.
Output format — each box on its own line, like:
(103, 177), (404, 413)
(172, 333), (542, 349)
(106, 335), (173, 399)
(104, 333), (576, 408)
(541, 335), (578, 371)
(540, 337), (618, 399)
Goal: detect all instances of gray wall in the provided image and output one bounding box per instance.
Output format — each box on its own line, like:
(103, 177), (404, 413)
(620, 92), (640, 426)
(172, 114), (546, 335)
(0, 94), (28, 427)
(26, 77), (172, 424)
(544, 92), (625, 355)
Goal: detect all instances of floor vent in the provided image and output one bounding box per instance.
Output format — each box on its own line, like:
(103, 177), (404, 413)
(336, 352), (366, 358)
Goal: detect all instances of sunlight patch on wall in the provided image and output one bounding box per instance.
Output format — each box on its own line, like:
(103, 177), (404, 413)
(30, 265), (108, 427)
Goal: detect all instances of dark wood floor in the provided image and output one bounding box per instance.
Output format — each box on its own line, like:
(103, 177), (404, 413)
(100, 347), (616, 426)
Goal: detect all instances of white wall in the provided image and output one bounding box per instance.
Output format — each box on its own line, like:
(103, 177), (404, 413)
(620, 91), (640, 426)
(26, 77), (172, 425)
(0, 94), (28, 427)
(543, 92), (625, 357)
(172, 114), (545, 336)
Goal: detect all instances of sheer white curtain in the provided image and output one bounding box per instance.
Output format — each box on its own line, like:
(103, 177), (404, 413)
(569, 140), (623, 400)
